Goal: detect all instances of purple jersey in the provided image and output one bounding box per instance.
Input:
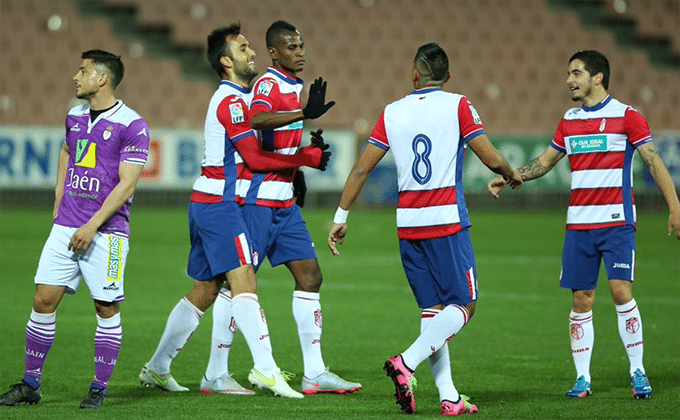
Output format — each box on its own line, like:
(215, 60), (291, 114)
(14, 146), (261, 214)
(54, 101), (149, 237)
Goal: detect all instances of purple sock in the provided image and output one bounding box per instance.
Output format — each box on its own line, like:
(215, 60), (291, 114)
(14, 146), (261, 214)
(91, 314), (122, 393)
(23, 310), (56, 389)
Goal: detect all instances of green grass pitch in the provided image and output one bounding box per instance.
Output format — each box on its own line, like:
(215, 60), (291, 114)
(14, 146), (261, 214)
(0, 206), (678, 419)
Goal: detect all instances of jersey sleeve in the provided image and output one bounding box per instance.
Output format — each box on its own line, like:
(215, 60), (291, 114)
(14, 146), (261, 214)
(458, 96), (485, 143)
(120, 118), (150, 166)
(249, 77), (280, 118)
(623, 107), (652, 148)
(216, 95), (257, 144)
(367, 111), (389, 151)
(550, 119), (567, 153)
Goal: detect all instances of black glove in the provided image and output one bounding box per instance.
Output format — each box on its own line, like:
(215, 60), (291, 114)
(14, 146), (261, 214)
(293, 170), (307, 208)
(310, 129), (331, 171)
(302, 77), (336, 119)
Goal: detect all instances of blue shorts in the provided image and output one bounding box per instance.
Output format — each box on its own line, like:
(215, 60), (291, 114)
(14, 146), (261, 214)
(187, 201), (252, 281)
(241, 204), (317, 272)
(560, 225), (636, 290)
(399, 228), (478, 308)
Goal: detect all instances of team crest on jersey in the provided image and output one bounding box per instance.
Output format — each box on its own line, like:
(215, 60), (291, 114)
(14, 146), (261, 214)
(257, 80), (274, 96)
(468, 105), (482, 125)
(229, 102), (244, 124)
(103, 126), (113, 141)
(599, 118), (606, 132)
(75, 139), (97, 168)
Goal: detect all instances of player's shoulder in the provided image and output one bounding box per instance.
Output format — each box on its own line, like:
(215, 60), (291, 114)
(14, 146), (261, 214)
(67, 103), (89, 116)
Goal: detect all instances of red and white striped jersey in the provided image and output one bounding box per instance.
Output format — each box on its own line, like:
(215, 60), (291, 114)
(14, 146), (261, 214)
(190, 80), (256, 204)
(551, 95), (652, 230)
(368, 87), (485, 240)
(241, 67), (304, 208)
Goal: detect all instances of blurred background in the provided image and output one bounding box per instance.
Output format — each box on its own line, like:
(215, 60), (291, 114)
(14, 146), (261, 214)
(1, 0), (678, 210)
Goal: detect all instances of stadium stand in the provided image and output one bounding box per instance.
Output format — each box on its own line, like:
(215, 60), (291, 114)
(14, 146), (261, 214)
(0, 0), (678, 131)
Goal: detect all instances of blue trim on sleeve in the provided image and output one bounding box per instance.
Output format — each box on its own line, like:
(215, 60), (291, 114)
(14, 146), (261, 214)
(463, 130), (484, 143)
(367, 138), (390, 151)
(550, 142), (566, 153)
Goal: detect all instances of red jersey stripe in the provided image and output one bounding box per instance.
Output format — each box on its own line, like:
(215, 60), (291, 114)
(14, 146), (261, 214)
(567, 221), (628, 230)
(569, 151), (624, 171)
(190, 190), (224, 203)
(397, 223), (463, 240)
(201, 166), (225, 180)
(560, 116), (625, 136)
(398, 186), (457, 209)
(569, 188), (623, 206)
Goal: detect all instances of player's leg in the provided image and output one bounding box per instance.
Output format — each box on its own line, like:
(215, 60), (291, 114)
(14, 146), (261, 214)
(75, 232), (130, 408)
(227, 265), (303, 398)
(561, 229), (599, 398)
(602, 226), (650, 399)
(201, 287), (253, 395)
(0, 225), (78, 406)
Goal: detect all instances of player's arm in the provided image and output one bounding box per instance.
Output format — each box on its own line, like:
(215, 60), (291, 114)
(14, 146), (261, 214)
(235, 131), (329, 171)
(68, 161), (144, 252)
(328, 143), (386, 256)
(53, 142), (70, 220)
(636, 142), (680, 238)
(250, 77), (335, 130)
(487, 146), (565, 199)
(467, 134), (522, 187)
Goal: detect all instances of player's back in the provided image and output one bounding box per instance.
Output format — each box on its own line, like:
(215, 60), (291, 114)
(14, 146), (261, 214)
(383, 89), (466, 194)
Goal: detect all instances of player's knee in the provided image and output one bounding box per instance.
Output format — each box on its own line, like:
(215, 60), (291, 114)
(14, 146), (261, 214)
(32, 294), (59, 313)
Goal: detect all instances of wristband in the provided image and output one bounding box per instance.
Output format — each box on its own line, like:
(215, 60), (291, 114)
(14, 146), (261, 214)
(333, 207), (349, 224)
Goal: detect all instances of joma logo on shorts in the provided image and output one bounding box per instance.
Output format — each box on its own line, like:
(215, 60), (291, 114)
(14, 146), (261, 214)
(613, 263), (631, 269)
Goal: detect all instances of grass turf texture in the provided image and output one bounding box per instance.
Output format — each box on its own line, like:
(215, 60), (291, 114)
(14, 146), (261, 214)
(0, 207), (678, 419)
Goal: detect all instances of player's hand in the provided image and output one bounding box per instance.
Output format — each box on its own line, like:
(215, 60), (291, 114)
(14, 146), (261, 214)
(293, 170), (307, 208)
(669, 209), (680, 239)
(310, 129), (331, 171)
(68, 222), (97, 253)
(506, 169), (523, 189)
(487, 176), (507, 199)
(328, 222), (347, 256)
(303, 77), (335, 119)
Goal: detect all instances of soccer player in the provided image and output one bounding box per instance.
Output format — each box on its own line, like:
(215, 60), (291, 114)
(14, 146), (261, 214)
(209, 20), (361, 395)
(139, 24), (329, 399)
(0, 50), (149, 409)
(328, 43), (522, 415)
(488, 50), (680, 400)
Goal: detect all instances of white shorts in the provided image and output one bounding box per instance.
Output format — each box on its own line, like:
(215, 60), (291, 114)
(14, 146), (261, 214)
(35, 224), (129, 302)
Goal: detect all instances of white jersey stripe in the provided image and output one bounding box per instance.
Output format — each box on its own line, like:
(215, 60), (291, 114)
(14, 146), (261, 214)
(567, 203), (630, 225)
(571, 168), (623, 189)
(397, 204), (460, 228)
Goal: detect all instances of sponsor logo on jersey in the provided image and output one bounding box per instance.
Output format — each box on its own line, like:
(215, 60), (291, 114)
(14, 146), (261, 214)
(568, 134), (607, 154)
(67, 168), (101, 195)
(70, 123), (81, 132)
(229, 102), (244, 124)
(625, 317), (640, 334)
(611, 213), (621, 219)
(468, 105), (482, 125)
(75, 139), (97, 168)
(257, 80), (274, 96)
(137, 127), (148, 137)
(106, 236), (123, 281)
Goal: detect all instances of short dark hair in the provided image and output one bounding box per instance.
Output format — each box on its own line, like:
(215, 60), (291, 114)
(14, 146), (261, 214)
(414, 43), (449, 83)
(81, 49), (124, 89)
(207, 23), (242, 77)
(569, 50), (610, 90)
(266, 20), (298, 48)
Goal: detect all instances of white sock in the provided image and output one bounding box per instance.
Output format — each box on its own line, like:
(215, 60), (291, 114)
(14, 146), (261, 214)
(615, 299), (645, 376)
(422, 309), (459, 402)
(293, 291), (326, 378)
(401, 305), (469, 371)
(231, 293), (277, 374)
(148, 297), (203, 373)
(205, 289), (236, 380)
(569, 310), (593, 383)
